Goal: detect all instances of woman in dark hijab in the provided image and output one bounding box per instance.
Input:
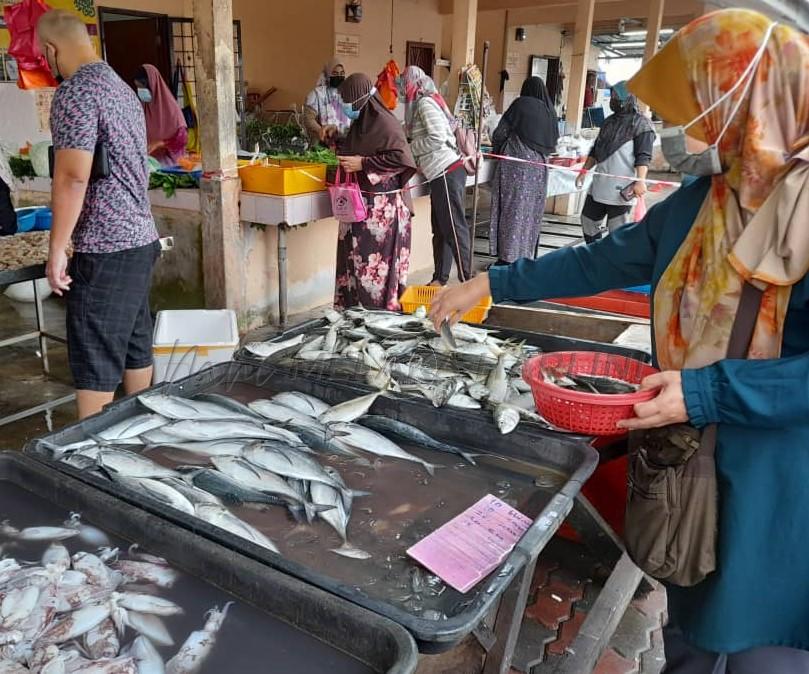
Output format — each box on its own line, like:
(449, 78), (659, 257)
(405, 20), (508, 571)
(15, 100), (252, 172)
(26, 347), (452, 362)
(489, 76), (558, 265)
(335, 73), (418, 310)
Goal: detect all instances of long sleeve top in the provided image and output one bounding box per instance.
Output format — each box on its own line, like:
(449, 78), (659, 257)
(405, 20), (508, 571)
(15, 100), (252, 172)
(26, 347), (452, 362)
(490, 176), (809, 654)
(408, 98), (460, 182)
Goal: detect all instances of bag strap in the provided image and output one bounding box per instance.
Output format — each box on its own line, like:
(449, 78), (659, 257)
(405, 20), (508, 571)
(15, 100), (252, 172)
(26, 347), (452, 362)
(699, 281), (764, 457)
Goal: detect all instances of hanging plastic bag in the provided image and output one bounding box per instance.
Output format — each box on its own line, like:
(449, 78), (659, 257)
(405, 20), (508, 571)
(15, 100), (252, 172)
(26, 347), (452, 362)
(376, 60), (400, 111)
(633, 195), (648, 222)
(4, 0), (59, 90)
(329, 168), (367, 222)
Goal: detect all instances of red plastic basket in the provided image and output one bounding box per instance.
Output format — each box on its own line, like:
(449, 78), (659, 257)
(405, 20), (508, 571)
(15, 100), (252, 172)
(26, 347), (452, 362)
(522, 352), (659, 436)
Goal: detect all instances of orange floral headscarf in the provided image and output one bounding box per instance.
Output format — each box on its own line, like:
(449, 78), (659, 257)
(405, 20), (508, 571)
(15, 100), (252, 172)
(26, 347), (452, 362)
(629, 9), (809, 369)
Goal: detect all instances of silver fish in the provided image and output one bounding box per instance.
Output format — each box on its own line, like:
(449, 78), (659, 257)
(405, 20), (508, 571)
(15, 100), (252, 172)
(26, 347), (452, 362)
(324, 308), (343, 324)
(271, 391), (330, 417)
(146, 439), (249, 458)
(240, 445), (342, 490)
(324, 322), (339, 353)
(318, 392), (382, 424)
(439, 319), (458, 350)
(160, 477), (223, 507)
(194, 504), (279, 554)
(211, 456), (311, 508)
(247, 400), (322, 428)
(309, 482), (370, 560)
(97, 413), (167, 442)
(111, 477), (195, 517)
(447, 393), (483, 410)
(151, 420), (302, 445)
(191, 393), (266, 421)
(383, 338), (420, 358)
(486, 353), (510, 404)
(329, 423), (441, 475)
(98, 450), (177, 479)
(359, 415), (479, 465)
(165, 603), (231, 674)
(466, 381), (491, 401)
(298, 334), (325, 354)
(295, 350), (340, 362)
(362, 342), (387, 370)
(137, 394), (254, 422)
(493, 403), (521, 434)
(243, 334), (304, 359)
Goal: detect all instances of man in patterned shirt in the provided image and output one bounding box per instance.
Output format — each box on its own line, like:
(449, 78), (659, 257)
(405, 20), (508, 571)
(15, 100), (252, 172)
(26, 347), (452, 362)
(38, 10), (160, 418)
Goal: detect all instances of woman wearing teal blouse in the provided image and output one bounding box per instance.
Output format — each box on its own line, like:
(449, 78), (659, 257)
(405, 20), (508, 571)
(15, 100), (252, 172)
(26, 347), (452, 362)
(432, 10), (809, 673)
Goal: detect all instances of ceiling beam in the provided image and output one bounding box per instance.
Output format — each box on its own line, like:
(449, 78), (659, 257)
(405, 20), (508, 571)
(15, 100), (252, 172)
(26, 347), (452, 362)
(504, 0), (702, 27)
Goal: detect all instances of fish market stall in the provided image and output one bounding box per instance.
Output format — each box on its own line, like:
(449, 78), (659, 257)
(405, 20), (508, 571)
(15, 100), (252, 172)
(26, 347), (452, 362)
(26, 361), (599, 660)
(0, 229), (74, 429)
(0, 451), (417, 673)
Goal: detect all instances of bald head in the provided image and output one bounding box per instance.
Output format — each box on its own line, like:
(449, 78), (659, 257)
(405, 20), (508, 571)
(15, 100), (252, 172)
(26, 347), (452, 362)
(37, 10), (92, 47)
(37, 10), (98, 81)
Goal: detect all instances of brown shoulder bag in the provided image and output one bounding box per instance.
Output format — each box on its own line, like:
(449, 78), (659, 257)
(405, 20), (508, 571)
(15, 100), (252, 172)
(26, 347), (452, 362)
(624, 282), (763, 587)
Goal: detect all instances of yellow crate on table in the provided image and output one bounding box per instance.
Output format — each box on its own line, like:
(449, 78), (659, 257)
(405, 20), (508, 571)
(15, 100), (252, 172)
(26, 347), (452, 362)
(238, 160), (327, 196)
(399, 285), (493, 324)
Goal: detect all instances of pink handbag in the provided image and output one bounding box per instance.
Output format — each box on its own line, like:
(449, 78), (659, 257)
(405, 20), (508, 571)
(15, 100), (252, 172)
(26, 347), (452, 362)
(329, 168), (367, 222)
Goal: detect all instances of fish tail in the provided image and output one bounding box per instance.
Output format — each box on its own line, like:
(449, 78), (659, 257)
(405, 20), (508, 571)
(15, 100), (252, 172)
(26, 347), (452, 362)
(349, 489), (372, 499)
(330, 543), (372, 560)
(460, 452), (481, 466)
(422, 462), (442, 476)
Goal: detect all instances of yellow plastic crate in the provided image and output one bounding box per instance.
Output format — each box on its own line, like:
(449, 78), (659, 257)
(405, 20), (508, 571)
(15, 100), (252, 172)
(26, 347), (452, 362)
(399, 285), (493, 324)
(238, 160), (327, 196)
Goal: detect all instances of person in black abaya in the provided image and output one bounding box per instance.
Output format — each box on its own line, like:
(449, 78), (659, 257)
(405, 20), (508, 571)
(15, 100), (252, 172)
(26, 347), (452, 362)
(489, 76), (558, 264)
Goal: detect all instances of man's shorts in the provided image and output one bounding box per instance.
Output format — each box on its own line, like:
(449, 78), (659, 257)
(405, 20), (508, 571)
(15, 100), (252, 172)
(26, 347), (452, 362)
(66, 240), (160, 392)
(581, 194), (632, 222)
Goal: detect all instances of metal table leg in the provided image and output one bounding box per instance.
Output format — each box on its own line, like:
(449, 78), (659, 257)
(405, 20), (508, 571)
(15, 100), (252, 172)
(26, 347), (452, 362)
(278, 222), (288, 328)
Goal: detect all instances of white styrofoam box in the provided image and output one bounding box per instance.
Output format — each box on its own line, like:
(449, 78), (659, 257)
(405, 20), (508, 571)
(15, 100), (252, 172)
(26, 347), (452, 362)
(152, 309), (239, 383)
(4, 278), (53, 303)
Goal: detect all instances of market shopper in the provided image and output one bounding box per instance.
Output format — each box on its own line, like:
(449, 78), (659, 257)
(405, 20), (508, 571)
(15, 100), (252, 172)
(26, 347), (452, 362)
(304, 58), (351, 147)
(431, 9), (809, 673)
(401, 65), (473, 286)
(574, 81), (654, 243)
(334, 73), (417, 310)
(38, 10), (160, 419)
(134, 64), (188, 167)
(489, 76), (558, 265)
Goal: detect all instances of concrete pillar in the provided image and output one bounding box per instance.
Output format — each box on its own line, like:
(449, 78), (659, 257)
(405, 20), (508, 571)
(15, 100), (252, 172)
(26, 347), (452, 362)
(449, 0), (478, 107)
(564, 0), (595, 133)
(193, 0), (242, 312)
(644, 0), (665, 63)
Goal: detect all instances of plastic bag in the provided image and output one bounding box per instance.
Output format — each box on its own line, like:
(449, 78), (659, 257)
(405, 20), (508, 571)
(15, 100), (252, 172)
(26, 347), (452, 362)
(329, 168), (367, 223)
(376, 60), (400, 111)
(4, 0), (59, 90)
(633, 195), (647, 222)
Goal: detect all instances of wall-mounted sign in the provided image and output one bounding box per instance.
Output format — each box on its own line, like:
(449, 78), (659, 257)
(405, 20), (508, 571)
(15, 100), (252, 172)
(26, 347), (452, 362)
(335, 33), (360, 58)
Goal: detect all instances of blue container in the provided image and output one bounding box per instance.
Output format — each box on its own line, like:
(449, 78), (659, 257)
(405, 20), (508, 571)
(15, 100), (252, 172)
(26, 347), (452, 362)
(15, 207), (41, 233)
(34, 208), (52, 231)
(624, 284), (651, 295)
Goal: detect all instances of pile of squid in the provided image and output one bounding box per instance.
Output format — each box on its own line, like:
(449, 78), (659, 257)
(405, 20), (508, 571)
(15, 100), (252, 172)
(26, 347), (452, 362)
(0, 515), (230, 674)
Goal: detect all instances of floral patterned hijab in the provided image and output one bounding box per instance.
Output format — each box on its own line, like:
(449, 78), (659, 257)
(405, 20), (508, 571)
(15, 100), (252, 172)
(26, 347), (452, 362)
(629, 9), (809, 369)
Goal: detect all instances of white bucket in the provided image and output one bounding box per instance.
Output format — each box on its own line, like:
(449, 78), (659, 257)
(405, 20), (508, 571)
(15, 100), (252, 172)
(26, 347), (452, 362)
(152, 309), (239, 383)
(4, 278), (53, 303)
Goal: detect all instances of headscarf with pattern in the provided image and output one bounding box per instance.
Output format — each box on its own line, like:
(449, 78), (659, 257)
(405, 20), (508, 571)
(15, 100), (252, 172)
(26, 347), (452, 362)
(629, 9), (809, 369)
(401, 65), (454, 132)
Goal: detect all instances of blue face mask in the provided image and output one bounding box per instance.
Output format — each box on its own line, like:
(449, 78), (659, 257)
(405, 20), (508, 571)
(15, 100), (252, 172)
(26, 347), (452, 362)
(343, 104), (360, 120)
(137, 88), (153, 104)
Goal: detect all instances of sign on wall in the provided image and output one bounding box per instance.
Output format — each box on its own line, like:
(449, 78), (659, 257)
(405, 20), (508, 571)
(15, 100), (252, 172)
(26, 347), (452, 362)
(335, 33), (360, 58)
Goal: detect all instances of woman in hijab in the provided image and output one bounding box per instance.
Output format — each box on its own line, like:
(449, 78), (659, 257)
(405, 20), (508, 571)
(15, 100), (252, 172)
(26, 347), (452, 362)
(134, 65), (187, 167)
(303, 58), (351, 146)
(431, 10), (809, 672)
(575, 81), (654, 243)
(489, 76), (558, 264)
(401, 65), (472, 286)
(334, 73), (417, 310)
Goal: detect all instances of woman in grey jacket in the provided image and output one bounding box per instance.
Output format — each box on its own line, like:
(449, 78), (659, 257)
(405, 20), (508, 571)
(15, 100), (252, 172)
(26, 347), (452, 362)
(401, 66), (472, 285)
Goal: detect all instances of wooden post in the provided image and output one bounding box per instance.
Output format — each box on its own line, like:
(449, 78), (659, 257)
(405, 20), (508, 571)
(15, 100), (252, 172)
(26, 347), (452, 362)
(449, 0), (478, 107)
(193, 0), (242, 312)
(564, 0), (595, 133)
(644, 0), (665, 63)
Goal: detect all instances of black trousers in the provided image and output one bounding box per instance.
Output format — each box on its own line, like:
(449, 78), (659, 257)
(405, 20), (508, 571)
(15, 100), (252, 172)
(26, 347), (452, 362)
(429, 165), (473, 284)
(0, 177), (15, 236)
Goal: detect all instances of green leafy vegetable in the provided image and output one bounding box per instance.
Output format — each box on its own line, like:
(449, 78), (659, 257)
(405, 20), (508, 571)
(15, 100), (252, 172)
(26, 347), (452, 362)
(268, 148), (338, 166)
(149, 172), (199, 197)
(9, 156), (36, 181)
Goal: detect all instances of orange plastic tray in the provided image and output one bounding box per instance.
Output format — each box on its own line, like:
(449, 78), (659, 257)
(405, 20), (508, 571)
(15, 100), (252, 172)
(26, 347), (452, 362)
(546, 290), (650, 319)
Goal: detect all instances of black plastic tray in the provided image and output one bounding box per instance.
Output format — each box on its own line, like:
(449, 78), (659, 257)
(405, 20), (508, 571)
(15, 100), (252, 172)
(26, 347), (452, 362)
(0, 262), (46, 286)
(0, 451), (417, 673)
(25, 362), (598, 652)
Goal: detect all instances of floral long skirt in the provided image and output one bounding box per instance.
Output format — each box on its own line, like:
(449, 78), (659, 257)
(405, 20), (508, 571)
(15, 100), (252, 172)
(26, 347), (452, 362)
(334, 190), (412, 311)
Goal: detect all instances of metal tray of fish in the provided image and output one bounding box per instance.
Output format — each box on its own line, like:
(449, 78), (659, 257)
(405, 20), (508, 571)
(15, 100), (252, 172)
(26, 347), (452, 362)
(25, 362), (598, 652)
(0, 451), (418, 673)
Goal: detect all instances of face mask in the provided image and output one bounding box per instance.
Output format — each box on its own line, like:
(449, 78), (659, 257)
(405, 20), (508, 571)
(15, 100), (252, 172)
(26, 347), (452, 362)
(343, 86), (376, 121)
(660, 21), (777, 176)
(328, 74), (345, 88)
(137, 88), (153, 103)
(396, 76), (405, 98)
(46, 45), (64, 84)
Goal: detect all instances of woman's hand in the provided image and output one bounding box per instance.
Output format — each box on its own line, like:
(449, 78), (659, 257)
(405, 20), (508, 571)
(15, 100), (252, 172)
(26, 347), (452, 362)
(430, 274), (491, 329)
(338, 155), (364, 173)
(575, 170), (587, 189)
(633, 180), (648, 198)
(320, 125), (338, 142)
(617, 371), (688, 431)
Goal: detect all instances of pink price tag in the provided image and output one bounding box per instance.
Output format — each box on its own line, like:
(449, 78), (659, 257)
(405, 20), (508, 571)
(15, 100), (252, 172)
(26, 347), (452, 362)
(406, 494), (533, 594)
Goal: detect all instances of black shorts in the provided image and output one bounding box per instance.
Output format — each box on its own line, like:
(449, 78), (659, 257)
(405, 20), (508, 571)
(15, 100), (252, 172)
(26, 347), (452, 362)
(67, 240), (160, 392)
(581, 194), (632, 222)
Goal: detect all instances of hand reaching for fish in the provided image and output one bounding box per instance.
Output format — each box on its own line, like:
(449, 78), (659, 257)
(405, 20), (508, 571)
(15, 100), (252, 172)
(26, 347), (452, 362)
(429, 274), (491, 330)
(617, 371), (687, 431)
